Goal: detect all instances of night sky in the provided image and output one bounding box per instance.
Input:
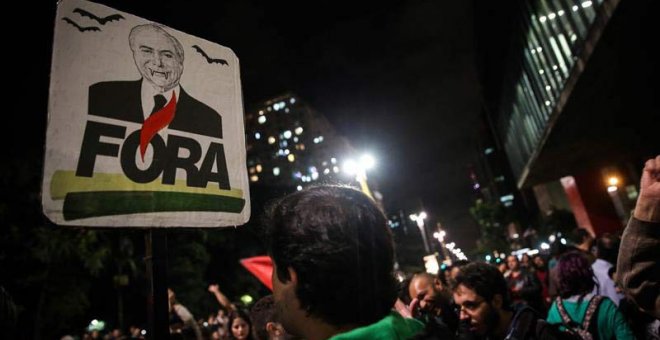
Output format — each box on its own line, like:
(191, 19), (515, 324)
(15, 0), (482, 249)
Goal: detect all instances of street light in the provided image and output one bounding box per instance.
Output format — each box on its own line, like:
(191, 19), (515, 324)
(410, 211), (430, 253)
(342, 154), (376, 198)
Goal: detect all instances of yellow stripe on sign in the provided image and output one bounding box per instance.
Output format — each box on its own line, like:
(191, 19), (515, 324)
(50, 170), (243, 200)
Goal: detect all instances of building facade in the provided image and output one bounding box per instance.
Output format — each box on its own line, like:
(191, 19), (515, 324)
(477, 0), (656, 235)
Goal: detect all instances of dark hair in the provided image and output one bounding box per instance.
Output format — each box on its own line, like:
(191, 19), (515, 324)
(250, 295), (274, 340)
(453, 263), (511, 310)
(570, 228), (591, 245)
(557, 251), (595, 298)
(595, 233), (619, 265)
(265, 185), (397, 327)
(226, 309), (252, 340)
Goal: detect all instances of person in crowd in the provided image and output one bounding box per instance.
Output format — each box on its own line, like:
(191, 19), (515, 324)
(225, 309), (253, 340)
(452, 262), (564, 339)
(569, 228), (595, 264)
(168, 288), (203, 340)
(504, 255), (544, 314)
(591, 233), (624, 306)
(520, 254), (532, 270)
(265, 185), (424, 339)
(616, 155), (659, 319)
(448, 260), (470, 289)
(407, 272), (459, 336)
(250, 295), (298, 340)
(531, 255), (550, 307)
(546, 251), (634, 339)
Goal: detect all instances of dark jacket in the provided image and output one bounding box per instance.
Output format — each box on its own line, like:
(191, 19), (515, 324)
(616, 217), (660, 319)
(88, 79), (223, 138)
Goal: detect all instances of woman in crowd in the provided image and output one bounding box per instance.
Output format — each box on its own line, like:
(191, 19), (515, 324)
(546, 251), (634, 340)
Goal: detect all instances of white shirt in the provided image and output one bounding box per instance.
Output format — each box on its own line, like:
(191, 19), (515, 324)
(591, 258), (623, 306)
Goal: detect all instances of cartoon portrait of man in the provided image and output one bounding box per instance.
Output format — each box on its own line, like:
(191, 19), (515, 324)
(88, 23), (222, 142)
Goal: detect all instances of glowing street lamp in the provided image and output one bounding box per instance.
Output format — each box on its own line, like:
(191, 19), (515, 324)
(342, 154), (376, 198)
(410, 211), (430, 253)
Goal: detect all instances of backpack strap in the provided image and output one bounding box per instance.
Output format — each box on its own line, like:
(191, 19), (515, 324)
(581, 295), (604, 331)
(554, 297), (577, 326)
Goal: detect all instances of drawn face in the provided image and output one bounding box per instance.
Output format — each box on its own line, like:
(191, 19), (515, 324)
(132, 28), (183, 92)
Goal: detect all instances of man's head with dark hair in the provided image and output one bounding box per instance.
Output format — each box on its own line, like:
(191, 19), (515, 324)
(265, 185), (397, 339)
(557, 251), (595, 298)
(452, 263), (512, 337)
(570, 228), (593, 249)
(250, 295), (297, 340)
(595, 233), (619, 265)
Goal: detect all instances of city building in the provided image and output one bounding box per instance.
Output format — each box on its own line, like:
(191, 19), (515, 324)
(476, 0), (656, 236)
(244, 93), (356, 191)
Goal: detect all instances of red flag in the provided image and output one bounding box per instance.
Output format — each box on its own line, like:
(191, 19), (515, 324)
(240, 256), (273, 291)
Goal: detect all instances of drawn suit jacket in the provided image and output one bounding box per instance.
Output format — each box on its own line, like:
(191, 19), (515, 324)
(88, 79), (222, 138)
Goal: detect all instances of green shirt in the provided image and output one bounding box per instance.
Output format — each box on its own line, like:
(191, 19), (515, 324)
(328, 312), (424, 340)
(546, 295), (635, 340)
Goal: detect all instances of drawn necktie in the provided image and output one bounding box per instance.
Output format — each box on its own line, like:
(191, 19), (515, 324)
(139, 92), (177, 162)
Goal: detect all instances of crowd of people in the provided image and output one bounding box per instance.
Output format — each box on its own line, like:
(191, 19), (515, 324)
(68, 157), (658, 339)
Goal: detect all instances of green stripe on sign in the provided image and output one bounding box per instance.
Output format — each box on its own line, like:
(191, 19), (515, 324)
(63, 191), (246, 221)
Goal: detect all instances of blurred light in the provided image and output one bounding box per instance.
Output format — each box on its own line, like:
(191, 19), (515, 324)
(268, 136), (276, 144)
(572, 5), (579, 11)
(512, 233), (519, 239)
(295, 127), (303, 135)
(203, 322), (208, 327)
(311, 172), (319, 180)
(539, 69), (545, 75)
(287, 154), (295, 162)
(424, 254), (439, 275)
(240, 294), (253, 305)
(273, 167), (280, 176)
(258, 116), (266, 124)
(331, 158), (337, 164)
(607, 186), (618, 193)
(250, 175), (258, 182)
(485, 255), (492, 261)
(545, 85), (551, 91)
(290, 97), (296, 104)
(500, 253), (506, 259)
(255, 164), (262, 173)
(343, 159), (358, 176)
(539, 16), (547, 23)
(258, 110), (264, 115)
(548, 13), (556, 20)
(558, 10), (565, 16)
(141, 330), (146, 336)
(560, 238), (567, 245)
(582, 1), (592, 8)
(293, 137), (299, 143)
(541, 242), (550, 250)
(323, 168), (330, 175)
(527, 249), (539, 256)
(607, 177), (619, 186)
(333, 166), (340, 173)
(360, 154), (376, 170)
(254, 132), (261, 140)
(283, 130), (292, 139)
(296, 185), (302, 191)
(549, 235), (556, 242)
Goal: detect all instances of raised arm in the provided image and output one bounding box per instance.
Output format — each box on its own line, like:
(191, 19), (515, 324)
(616, 156), (660, 319)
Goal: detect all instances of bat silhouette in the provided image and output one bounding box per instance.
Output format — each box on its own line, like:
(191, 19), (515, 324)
(62, 17), (101, 32)
(74, 8), (124, 25)
(192, 45), (229, 65)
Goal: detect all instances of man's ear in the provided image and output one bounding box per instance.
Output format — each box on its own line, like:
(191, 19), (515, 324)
(266, 322), (283, 336)
(287, 266), (298, 285)
(492, 294), (503, 309)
